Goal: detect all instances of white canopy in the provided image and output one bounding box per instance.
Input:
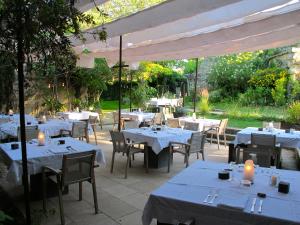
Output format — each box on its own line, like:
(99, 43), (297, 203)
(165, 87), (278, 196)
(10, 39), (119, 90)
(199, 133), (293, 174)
(73, 0), (300, 67)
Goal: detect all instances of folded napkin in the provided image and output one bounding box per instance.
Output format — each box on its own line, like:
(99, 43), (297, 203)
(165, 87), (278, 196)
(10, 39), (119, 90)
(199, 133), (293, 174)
(217, 191), (249, 211)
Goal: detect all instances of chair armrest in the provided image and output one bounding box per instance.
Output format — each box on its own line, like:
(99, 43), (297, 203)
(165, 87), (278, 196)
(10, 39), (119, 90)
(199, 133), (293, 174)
(94, 163), (100, 168)
(42, 166), (61, 175)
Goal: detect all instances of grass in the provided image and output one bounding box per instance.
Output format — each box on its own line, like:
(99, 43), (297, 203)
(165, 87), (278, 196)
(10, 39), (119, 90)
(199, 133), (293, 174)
(100, 99), (286, 129)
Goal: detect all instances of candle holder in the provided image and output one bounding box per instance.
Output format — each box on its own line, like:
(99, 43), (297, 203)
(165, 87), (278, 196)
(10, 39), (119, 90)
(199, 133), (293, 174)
(244, 160), (255, 183)
(38, 131), (46, 146)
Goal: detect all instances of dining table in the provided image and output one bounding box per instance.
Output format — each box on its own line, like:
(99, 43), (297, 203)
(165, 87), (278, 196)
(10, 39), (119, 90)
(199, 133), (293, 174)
(148, 98), (180, 107)
(121, 111), (155, 123)
(123, 127), (193, 168)
(142, 160), (300, 225)
(61, 111), (99, 120)
(178, 117), (220, 131)
(0, 137), (106, 184)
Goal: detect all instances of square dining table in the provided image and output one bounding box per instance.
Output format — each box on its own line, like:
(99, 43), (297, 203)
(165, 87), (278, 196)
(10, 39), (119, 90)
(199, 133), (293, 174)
(123, 127), (193, 168)
(143, 161), (300, 225)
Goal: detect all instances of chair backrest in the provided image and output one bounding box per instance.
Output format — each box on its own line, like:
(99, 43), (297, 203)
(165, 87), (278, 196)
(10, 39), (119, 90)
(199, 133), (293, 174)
(167, 118), (179, 128)
(251, 133), (276, 146)
(89, 115), (98, 125)
(262, 121), (281, 129)
(184, 121), (199, 131)
(243, 145), (272, 167)
(164, 113), (174, 120)
(177, 98), (183, 107)
(218, 119), (228, 134)
(18, 125), (39, 141)
(61, 150), (96, 186)
(109, 130), (128, 153)
(124, 120), (140, 129)
(189, 132), (206, 153)
(71, 121), (87, 138)
(153, 112), (163, 125)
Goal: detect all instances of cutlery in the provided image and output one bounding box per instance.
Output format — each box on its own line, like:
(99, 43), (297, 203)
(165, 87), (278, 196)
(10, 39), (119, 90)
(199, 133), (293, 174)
(258, 200), (263, 213)
(250, 198), (257, 213)
(208, 193), (218, 204)
(203, 194), (211, 203)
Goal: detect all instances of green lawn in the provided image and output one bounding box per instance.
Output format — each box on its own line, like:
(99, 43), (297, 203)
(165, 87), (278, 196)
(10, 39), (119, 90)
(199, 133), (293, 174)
(100, 100), (285, 129)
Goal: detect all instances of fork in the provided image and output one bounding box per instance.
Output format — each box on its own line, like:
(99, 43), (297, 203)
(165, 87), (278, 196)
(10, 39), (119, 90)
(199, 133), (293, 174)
(208, 192), (218, 204)
(203, 193), (212, 203)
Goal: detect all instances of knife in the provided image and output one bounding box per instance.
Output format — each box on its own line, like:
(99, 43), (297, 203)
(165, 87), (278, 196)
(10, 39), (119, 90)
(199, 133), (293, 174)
(258, 200), (263, 213)
(250, 198), (257, 213)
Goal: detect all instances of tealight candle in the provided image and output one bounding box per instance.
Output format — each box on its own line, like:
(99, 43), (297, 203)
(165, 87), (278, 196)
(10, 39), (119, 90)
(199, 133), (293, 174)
(244, 160), (255, 182)
(38, 131), (45, 146)
(8, 109), (14, 115)
(42, 115), (47, 122)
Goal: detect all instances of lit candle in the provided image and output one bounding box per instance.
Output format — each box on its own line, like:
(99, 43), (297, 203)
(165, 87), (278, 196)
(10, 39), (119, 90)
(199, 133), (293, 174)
(8, 109), (14, 115)
(42, 115), (47, 122)
(244, 160), (255, 182)
(38, 131), (46, 146)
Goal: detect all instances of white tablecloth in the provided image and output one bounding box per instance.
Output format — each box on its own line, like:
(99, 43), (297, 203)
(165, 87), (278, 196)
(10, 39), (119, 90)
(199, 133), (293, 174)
(0, 137), (105, 184)
(178, 117), (220, 131)
(0, 119), (93, 139)
(234, 127), (300, 149)
(143, 161), (300, 225)
(121, 112), (155, 123)
(0, 114), (37, 124)
(123, 128), (193, 154)
(61, 111), (99, 120)
(148, 98), (179, 107)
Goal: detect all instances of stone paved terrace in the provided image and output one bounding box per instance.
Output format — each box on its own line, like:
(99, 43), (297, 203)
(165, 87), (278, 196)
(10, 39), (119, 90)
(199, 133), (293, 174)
(0, 125), (298, 225)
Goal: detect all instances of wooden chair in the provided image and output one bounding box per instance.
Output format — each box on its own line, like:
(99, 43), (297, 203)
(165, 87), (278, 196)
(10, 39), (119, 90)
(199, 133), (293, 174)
(110, 131), (148, 178)
(17, 125), (39, 141)
(60, 121), (88, 142)
(207, 118), (228, 149)
(89, 115), (98, 145)
(42, 151), (99, 225)
(242, 133), (280, 167)
(183, 121), (199, 131)
(152, 112), (164, 125)
(263, 121), (281, 129)
(112, 111), (125, 130)
(168, 132), (206, 172)
(167, 118), (180, 128)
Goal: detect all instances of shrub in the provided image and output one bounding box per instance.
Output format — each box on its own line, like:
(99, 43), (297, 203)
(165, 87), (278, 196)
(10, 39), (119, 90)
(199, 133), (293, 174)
(287, 101), (300, 124)
(271, 77), (287, 106)
(209, 89), (223, 103)
(199, 97), (210, 115)
(238, 87), (272, 106)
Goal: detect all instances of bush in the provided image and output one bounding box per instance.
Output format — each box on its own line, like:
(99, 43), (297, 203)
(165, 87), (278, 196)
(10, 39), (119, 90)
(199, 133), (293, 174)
(287, 101), (300, 124)
(199, 97), (210, 115)
(238, 87), (272, 106)
(209, 89), (223, 103)
(271, 77), (287, 106)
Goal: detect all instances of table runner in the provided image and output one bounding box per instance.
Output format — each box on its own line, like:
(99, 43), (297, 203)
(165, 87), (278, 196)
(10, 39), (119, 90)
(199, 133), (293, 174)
(0, 137), (105, 184)
(142, 161), (300, 225)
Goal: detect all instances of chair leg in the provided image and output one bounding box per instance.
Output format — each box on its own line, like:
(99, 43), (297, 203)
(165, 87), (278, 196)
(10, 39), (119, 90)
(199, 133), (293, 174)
(167, 148), (172, 173)
(125, 153), (131, 179)
(186, 153), (189, 167)
(57, 176), (65, 225)
(42, 170), (47, 212)
(217, 133), (220, 150)
(110, 151), (116, 173)
(201, 151), (205, 160)
(210, 132), (213, 144)
(79, 182), (82, 201)
(92, 180), (99, 214)
(145, 147), (149, 173)
(92, 125), (97, 145)
(196, 152), (199, 159)
(224, 133), (227, 147)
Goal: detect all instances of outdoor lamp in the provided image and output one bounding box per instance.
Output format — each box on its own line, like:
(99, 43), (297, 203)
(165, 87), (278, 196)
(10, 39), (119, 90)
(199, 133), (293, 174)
(244, 160), (255, 182)
(38, 131), (46, 146)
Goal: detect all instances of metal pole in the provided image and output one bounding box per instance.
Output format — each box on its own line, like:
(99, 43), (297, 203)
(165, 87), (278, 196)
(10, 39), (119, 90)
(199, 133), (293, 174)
(16, 1), (31, 224)
(118, 35), (122, 131)
(129, 73), (132, 112)
(193, 58), (199, 113)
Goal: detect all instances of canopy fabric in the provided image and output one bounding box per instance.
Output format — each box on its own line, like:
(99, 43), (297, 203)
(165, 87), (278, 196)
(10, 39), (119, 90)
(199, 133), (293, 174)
(74, 0), (300, 67)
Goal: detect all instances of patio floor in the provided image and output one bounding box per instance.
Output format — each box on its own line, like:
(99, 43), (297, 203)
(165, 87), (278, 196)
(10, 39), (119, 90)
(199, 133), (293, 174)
(0, 125), (298, 225)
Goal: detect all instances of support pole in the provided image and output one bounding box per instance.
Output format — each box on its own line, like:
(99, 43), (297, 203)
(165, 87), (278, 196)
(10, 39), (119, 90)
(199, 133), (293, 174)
(16, 1), (31, 224)
(193, 58), (199, 113)
(129, 73), (132, 112)
(118, 35), (122, 131)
